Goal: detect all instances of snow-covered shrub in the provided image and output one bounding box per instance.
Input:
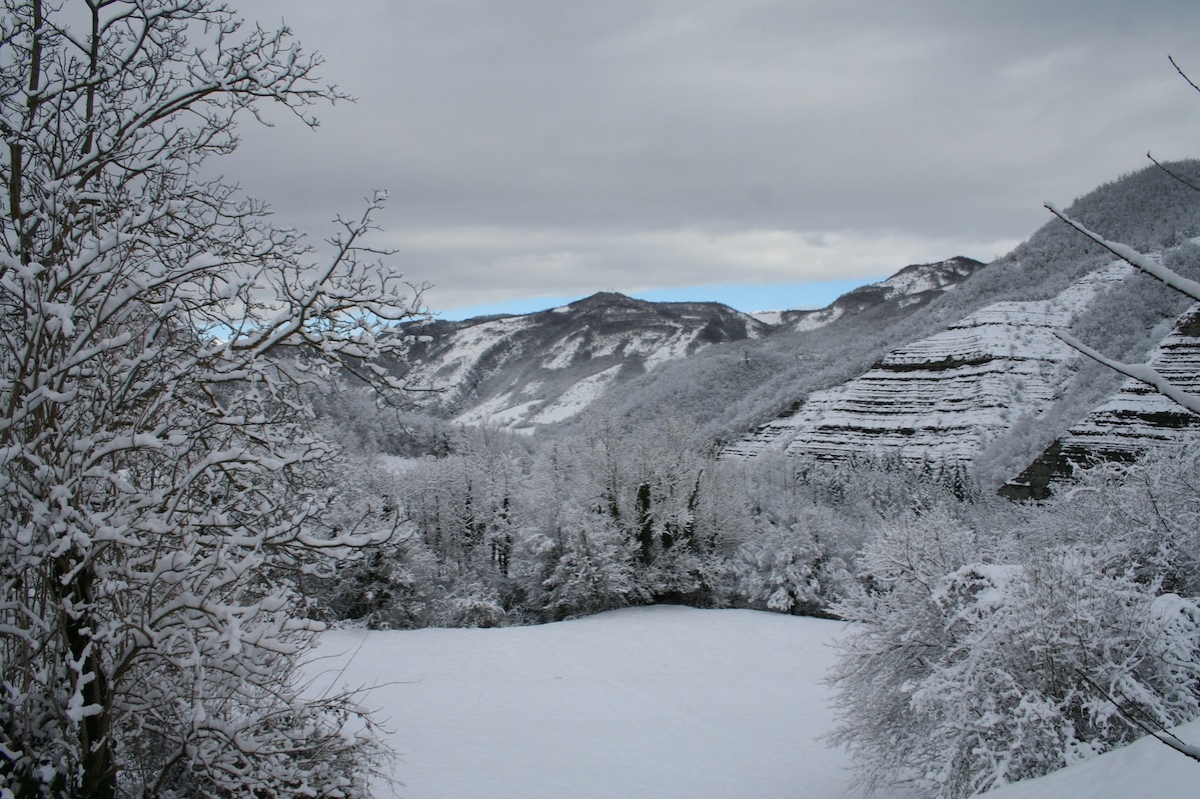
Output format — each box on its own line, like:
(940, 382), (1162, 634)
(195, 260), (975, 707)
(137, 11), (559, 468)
(734, 526), (823, 613)
(533, 525), (641, 620)
(829, 498), (1200, 798)
(434, 582), (511, 628)
(1037, 446), (1200, 596)
(727, 499), (857, 616)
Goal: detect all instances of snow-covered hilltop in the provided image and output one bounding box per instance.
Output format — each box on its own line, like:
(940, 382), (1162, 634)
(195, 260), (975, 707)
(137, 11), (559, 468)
(396, 292), (772, 429)
(782, 256), (984, 332)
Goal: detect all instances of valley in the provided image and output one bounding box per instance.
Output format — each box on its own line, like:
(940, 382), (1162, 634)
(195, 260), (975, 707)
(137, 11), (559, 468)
(307, 161), (1200, 798)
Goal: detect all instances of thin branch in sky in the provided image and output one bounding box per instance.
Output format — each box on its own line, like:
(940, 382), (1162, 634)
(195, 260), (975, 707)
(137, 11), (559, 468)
(1147, 152), (1200, 194)
(1169, 55), (1200, 96)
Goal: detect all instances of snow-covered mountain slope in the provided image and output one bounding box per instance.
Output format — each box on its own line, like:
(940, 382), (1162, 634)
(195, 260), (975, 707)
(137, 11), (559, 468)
(1004, 304), (1200, 496)
(783, 256), (984, 332)
(1058, 306), (1200, 457)
(391, 259), (981, 431)
(721, 262), (1134, 463)
(398, 293), (772, 429)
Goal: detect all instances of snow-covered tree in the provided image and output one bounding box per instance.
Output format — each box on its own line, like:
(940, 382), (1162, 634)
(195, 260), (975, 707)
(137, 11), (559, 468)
(0, 1), (422, 795)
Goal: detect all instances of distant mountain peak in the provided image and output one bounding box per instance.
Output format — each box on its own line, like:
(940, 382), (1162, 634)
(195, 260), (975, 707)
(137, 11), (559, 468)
(778, 256), (986, 332)
(393, 290), (772, 429)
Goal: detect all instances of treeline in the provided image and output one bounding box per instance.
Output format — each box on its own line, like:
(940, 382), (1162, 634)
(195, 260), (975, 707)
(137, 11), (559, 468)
(307, 412), (986, 628)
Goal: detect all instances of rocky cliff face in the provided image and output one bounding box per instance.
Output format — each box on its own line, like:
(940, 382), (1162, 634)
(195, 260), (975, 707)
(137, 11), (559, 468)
(720, 262), (1134, 463)
(1003, 304), (1200, 497)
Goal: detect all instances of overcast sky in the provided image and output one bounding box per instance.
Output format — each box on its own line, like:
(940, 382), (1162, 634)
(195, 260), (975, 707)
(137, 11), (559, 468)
(220, 1), (1200, 319)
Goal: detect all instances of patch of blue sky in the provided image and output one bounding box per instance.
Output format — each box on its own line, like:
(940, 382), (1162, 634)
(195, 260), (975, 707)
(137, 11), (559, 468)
(436, 277), (883, 322)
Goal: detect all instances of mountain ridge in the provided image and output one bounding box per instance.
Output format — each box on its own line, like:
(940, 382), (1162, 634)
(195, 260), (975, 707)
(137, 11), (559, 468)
(395, 258), (983, 430)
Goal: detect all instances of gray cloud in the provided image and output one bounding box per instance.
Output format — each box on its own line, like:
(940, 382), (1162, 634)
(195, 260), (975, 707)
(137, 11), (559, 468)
(222, 0), (1200, 312)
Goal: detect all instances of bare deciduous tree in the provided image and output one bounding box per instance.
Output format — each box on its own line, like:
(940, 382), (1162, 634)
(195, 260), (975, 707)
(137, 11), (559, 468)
(0, 1), (423, 796)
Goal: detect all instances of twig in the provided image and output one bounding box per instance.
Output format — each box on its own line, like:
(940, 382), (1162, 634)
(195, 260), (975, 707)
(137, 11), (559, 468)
(1075, 669), (1200, 764)
(1169, 55), (1200, 96)
(1147, 152), (1200, 194)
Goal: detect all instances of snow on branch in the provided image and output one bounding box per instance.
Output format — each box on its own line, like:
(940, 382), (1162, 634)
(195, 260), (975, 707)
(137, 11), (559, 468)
(1044, 201), (1200, 416)
(1075, 668), (1200, 766)
(1055, 330), (1200, 416)
(1044, 203), (1200, 302)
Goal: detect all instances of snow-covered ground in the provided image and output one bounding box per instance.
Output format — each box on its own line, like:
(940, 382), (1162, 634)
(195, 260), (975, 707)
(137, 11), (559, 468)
(306, 605), (1198, 799)
(306, 606), (894, 799)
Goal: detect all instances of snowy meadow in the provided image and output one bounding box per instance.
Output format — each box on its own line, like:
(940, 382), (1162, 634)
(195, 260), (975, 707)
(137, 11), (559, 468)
(308, 606), (1200, 799)
(306, 607), (891, 799)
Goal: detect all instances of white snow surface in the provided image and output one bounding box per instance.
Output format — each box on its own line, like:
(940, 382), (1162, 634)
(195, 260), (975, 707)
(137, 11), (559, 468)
(304, 605), (1196, 799)
(530, 364), (623, 425)
(750, 310), (785, 325)
(790, 304), (844, 332)
(879, 266), (951, 296)
(305, 606), (901, 799)
(421, 315), (534, 392)
(376, 455), (424, 474)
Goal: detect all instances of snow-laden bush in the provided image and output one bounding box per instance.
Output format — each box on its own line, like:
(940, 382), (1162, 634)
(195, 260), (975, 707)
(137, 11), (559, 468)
(1038, 446), (1200, 596)
(828, 463), (1200, 799)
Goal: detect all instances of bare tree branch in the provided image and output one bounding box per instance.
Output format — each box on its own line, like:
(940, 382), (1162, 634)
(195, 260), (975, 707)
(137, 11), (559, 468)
(1170, 55), (1200, 96)
(1148, 151), (1200, 194)
(1075, 669), (1200, 765)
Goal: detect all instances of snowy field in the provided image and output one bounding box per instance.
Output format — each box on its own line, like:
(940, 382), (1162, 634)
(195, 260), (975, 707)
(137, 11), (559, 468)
(306, 606), (894, 799)
(306, 605), (1198, 799)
